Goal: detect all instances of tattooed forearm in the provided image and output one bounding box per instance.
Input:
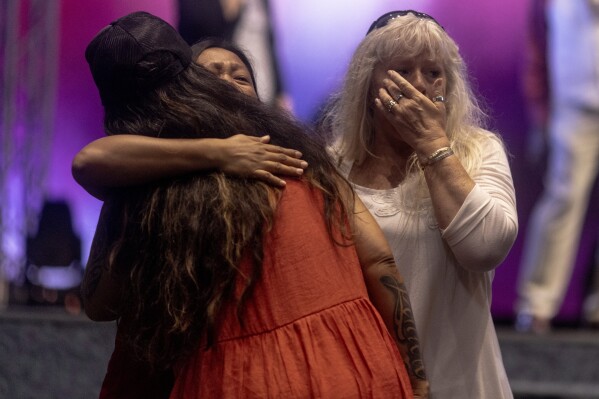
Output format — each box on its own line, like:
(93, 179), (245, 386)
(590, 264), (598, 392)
(380, 275), (426, 381)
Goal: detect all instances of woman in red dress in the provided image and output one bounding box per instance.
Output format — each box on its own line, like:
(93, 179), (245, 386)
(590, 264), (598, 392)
(80, 11), (428, 398)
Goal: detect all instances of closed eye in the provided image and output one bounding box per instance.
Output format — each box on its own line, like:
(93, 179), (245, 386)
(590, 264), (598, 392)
(235, 75), (251, 83)
(394, 69), (409, 77)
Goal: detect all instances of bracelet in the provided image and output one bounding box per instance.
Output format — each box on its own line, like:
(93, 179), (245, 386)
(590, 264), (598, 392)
(418, 146), (454, 170)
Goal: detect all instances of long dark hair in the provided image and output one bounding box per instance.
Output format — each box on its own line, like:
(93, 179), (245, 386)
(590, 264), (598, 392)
(103, 52), (353, 370)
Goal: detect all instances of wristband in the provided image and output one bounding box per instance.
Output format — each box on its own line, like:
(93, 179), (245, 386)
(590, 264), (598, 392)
(418, 146), (454, 170)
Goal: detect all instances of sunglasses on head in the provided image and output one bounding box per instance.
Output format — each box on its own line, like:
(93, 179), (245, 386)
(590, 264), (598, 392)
(366, 10), (444, 34)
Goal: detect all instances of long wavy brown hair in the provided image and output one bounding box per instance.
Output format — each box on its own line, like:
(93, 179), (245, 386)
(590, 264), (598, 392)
(101, 52), (353, 370)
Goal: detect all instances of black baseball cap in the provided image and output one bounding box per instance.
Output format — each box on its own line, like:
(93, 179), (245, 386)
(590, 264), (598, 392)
(85, 11), (192, 106)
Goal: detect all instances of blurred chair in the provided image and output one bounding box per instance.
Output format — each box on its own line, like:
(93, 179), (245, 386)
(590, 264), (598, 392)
(24, 200), (83, 313)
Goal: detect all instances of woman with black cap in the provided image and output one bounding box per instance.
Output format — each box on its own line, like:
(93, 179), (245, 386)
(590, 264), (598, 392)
(81, 11), (428, 399)
(73, 37), (306, 201)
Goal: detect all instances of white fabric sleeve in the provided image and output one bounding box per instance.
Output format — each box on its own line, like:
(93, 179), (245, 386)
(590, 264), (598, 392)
(441, 136), (519, 272)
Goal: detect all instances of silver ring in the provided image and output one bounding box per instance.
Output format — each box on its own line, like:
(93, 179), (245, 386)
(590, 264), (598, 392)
(432, 95), (446, 103)
(385, 99), (397, 112)
(395, 93), (404, 102)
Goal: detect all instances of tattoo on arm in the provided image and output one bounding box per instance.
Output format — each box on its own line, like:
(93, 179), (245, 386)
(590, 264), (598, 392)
(380, 275), (427, 381)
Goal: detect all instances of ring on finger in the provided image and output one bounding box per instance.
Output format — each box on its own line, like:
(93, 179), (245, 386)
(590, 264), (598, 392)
(385, 99), (398, 112)
(432, 95), (446, 103)
(395, 93), (404, 102)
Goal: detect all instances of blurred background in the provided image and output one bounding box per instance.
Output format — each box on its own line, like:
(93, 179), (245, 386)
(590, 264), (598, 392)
(4, 0), (598, 324)
(1, 0), (598, 398)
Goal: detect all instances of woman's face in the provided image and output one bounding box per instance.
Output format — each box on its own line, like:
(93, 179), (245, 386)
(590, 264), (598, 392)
(195, 48), (258, 98)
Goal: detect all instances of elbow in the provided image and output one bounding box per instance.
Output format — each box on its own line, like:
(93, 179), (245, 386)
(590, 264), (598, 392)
(81, 282), (121, 322)
(72, 146), (110, 200)
(72, 146), (97, 188)
(83, 298), (119, 322)
(460, 246), (512, 273)
(457, 221), (518, 273)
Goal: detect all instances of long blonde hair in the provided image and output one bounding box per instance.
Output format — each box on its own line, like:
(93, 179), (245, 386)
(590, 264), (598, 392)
(327, 13), (501, 192)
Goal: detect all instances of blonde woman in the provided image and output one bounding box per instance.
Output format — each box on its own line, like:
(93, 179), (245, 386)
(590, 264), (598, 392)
(325, 10), (518, 398)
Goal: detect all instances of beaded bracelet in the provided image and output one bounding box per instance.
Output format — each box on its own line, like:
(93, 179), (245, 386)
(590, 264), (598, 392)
(418, 146), (454, 170)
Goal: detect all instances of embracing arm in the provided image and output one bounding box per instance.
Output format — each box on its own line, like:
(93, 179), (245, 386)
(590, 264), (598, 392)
(72, 134), (308, 200)
(81, 201), (124, 321)
(350, 192), (429, 397)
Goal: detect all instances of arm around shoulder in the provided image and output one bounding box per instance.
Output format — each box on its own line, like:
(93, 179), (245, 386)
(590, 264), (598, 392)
(72, 135), (215, 200)
(72, 134), (308, 200)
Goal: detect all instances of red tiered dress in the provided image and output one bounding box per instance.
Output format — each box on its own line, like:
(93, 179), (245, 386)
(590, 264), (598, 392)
(169, 180), (412, 398)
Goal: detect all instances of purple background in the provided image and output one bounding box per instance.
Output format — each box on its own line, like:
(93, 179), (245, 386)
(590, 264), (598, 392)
(35, 0), (599, 322)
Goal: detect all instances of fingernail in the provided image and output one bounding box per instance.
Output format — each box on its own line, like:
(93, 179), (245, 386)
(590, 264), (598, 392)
(300, 161), (308, 168)
(296, 168), (304, 175)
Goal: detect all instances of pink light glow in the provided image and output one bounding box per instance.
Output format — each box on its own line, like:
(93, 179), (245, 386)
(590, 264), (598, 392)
(27, 0), (594, 321)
